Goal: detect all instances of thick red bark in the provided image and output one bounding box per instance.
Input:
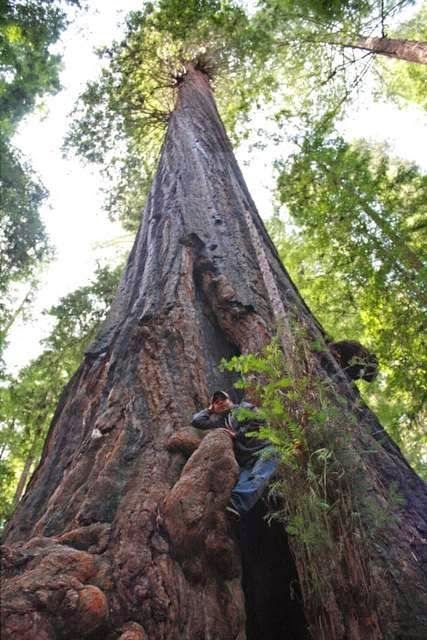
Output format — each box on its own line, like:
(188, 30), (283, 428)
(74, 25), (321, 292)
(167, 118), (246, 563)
(2, 67), (427, 640)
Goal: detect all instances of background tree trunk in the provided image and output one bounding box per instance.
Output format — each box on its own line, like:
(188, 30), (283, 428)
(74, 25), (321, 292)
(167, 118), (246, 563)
(2, 67), (427, 640)
(353, 36), (427, 64)
(11, 450), (34, 509)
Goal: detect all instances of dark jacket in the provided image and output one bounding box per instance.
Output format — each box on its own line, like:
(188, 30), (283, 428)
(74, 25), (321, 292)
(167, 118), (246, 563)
(191, 402), (269, 467)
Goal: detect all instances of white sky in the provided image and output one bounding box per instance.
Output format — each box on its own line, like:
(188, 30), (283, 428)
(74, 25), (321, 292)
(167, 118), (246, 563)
(4, 0), (427, 373)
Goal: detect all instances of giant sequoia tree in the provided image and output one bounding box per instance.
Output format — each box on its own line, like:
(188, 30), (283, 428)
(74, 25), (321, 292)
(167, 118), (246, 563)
(2, 4), (427, 640)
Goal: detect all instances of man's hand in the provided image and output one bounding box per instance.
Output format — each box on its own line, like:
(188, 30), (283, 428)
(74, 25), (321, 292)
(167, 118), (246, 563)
(210, 398), (234, 414)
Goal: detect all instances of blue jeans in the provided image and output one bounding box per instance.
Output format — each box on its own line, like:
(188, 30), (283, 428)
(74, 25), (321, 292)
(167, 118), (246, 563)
(231, 446), (278, 514)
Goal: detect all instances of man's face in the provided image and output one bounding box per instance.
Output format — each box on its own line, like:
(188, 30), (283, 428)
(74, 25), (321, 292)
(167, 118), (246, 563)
(212, 397), (233, 414)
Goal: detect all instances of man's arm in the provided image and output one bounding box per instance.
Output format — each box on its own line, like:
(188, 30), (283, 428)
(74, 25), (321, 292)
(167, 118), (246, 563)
(191, 409), (222, 430)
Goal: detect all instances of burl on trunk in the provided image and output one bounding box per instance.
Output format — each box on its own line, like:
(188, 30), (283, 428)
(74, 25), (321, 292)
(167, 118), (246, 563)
(2, 67), (426, 640)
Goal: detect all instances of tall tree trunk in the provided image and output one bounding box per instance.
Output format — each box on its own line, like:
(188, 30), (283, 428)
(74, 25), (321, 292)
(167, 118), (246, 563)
(0, 420), (15, 460)
(11, 450), (34, 509)
(10, 422), (45, 509)
(2, 67), (427, 640)
(317, 159), (427, 302)
(0, 285), (33, 344)
(351, 36), (427, 64)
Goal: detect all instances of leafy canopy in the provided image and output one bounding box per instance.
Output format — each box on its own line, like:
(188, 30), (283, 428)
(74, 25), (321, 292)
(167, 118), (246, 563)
(0, 0), (78, 133)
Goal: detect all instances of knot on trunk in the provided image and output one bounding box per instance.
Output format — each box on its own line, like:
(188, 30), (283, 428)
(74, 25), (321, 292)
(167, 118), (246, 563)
(56, 523), (111, 554)
(118, 621), (146, 640)
(1, 539), (109, 639)
(166, 427), (203, 456)
(211, 274), (237, 304)
(162, 429), (240, 581)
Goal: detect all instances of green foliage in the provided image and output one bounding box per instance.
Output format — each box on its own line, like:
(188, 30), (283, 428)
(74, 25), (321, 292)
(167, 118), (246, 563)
(261, 0), (373, 24)
(0, 143), (48, 281)
(0, 143), (51, 355)
(0, 263), (122, 532)
(0, 0), (68, 133)
(0, 0), (80, 356)
(377, 3), (427, 109)
(257, 0), (415, 41)
(271, 126), (426, 475)
(223, 335), (397, 607)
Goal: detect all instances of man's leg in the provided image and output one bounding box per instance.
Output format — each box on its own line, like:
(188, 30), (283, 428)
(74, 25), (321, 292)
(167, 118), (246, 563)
(231, 447), (278, 514)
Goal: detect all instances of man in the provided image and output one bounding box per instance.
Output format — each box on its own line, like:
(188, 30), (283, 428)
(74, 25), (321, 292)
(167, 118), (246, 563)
(192, 391), (278, 518)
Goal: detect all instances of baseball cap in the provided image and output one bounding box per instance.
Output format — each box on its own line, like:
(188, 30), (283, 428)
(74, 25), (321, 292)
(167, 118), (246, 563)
(210, 390), (230, 403)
